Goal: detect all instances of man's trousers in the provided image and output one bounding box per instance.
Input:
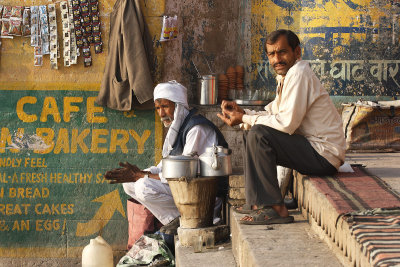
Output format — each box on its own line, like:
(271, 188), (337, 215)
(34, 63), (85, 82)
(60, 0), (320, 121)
(244, 125), (337, 206)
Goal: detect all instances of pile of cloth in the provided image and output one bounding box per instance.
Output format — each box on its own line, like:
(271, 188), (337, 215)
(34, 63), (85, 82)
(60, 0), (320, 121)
(117, 234), (175, 267)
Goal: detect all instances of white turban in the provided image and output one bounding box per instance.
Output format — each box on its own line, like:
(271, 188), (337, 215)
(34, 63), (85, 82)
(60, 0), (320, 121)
(154, 80), (190, 157)
(153, 80), (189, 109)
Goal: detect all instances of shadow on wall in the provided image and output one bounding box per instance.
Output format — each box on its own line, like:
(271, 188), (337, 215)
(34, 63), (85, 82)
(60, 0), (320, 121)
(164, 0), (241, 104)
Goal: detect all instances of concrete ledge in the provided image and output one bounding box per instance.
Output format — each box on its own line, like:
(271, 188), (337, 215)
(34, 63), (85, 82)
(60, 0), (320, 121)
(229, 174), (245, 188)
(0, 250), (126, 267)
(175, 240), (236, 267)
(0, 258), (80, 267)
(229, 174), (246, 200)
(229, 188), (246, 200)
(293, 171), (371, 267)
(177, 225), (230, 247)
(230, 209), (342, 267)
(227, 198), (245, 206)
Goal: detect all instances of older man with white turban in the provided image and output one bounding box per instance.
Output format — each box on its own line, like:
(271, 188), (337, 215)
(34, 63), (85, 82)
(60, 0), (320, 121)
(105, 80), (228, 234)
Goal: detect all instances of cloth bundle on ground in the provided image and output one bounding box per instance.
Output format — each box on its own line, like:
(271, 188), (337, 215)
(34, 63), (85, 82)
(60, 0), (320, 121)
(117, 234), (175, 267)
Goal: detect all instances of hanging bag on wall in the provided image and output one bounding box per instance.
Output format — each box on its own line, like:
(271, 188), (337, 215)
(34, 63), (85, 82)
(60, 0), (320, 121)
(342, 100), (400, 151)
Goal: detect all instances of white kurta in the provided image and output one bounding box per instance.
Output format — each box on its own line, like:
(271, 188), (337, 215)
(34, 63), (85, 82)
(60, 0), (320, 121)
(123, 124), (218, 225)
(241, 60), (345, 169)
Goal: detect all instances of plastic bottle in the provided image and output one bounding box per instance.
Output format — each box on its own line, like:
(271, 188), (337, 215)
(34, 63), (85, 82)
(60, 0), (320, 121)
(82, 236), (113, 267)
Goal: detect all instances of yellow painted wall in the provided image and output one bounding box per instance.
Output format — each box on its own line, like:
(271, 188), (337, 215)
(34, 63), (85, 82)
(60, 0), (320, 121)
(249, 0), (400, 98)
(0, 0), (165, 91)
(0, 0), (165, 258)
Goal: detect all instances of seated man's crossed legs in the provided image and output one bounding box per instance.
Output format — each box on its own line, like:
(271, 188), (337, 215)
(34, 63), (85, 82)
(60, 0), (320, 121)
(123, 178), (180, 226)
(124, 178), (226, 233)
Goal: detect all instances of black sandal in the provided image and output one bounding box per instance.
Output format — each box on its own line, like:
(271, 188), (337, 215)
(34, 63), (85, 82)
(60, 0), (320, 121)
(233, 204), (264, 214)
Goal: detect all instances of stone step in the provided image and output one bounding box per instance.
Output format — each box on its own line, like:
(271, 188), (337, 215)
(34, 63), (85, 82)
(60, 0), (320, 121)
(229, 174), (246, 200)
(175, 240), (236, 267)
(230, 210), (344, 267)
(293, 171), (380, 267)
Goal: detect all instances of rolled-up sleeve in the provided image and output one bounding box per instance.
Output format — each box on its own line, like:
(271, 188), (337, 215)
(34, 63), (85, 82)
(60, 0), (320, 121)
(240, 105), (272, 130)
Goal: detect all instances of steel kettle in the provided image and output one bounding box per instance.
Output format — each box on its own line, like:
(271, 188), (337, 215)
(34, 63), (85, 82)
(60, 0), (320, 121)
(199, 145), (232, 176)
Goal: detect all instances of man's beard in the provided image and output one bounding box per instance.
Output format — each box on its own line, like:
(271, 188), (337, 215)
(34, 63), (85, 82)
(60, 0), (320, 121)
(161, 116), (173, 127)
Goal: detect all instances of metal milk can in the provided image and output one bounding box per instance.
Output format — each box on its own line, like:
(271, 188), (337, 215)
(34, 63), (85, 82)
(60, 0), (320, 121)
(192, 56), (218, 105)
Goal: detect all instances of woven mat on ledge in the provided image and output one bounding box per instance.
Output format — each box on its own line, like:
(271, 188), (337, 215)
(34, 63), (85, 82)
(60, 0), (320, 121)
(309, 165), (400, 267)
(309, 165), (400, 215)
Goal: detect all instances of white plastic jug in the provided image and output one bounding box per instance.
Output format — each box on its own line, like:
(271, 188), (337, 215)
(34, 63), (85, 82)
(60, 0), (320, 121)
(82, 236), (113, 267)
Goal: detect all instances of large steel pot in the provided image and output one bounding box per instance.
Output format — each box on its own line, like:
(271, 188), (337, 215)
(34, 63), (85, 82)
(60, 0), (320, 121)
(199, 145), (232, 176)
(162, 155), (198, 179)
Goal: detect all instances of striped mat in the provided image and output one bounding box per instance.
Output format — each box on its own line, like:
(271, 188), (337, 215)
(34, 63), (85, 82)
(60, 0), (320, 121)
(310, 165), (400, 214)
(310, 166), (400, 267)
(349, 212), (400, 267)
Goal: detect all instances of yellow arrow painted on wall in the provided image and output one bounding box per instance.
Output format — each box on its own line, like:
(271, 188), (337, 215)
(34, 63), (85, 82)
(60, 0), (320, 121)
(75, 189), (126, 237)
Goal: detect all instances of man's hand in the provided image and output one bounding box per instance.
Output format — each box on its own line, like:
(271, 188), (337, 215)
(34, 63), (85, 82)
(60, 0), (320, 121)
(104, 162), (148, 184)
(217, 100), (245, 126)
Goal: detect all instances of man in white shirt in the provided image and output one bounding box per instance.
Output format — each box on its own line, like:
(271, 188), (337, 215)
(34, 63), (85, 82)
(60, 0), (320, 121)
(218, 29), (346, 225)
(105, 81), (228, 233)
